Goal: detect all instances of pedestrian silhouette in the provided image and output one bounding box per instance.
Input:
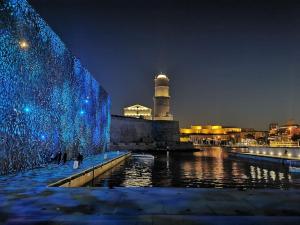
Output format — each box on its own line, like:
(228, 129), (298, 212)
(57, 151), (62, 164)
(63, 152), (67, 164)
(77, 153), (83, 166)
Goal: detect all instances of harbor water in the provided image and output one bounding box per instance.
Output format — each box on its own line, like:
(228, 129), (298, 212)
(87, 147), (300, 189)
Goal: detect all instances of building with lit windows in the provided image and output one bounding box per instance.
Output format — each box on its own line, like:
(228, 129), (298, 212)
(180, 125), (269, 147)
(268, 122), (300, 147)
(123, 104), (152, 120)
(180, 125), (242, 146)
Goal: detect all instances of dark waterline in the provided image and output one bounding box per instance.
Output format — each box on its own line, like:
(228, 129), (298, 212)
(87, 147), (300, 189)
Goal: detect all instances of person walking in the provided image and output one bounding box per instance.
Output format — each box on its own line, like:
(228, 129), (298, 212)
(50, 152), (56, 162)
(77, 153), (83, 166)
(62, 152), (67, 164)
(57, 151), (62, 164)
(79, 153), (84, 165)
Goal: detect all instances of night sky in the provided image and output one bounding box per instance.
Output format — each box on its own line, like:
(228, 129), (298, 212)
(29, 0), (300, 130)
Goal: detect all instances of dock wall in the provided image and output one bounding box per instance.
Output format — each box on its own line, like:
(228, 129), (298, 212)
(247, 146), (300, 158)
(48, 152), (131, 187)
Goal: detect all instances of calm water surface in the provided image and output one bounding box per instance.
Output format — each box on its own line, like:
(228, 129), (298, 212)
(88, 147), (300, 189)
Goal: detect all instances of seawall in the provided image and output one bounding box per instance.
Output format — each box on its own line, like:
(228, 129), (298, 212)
(228, 146), (300, 166)
(48, 152), (131, 187)
(247, 146), (300, 158)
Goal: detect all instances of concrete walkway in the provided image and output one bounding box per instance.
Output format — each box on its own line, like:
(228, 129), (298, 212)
(1, 187), (300, 224)
(1, 151), (300, 224)
(0, 151), (125, 189)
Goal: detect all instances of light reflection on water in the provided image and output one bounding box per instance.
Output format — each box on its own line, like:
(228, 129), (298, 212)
(88, 147), (300, 189)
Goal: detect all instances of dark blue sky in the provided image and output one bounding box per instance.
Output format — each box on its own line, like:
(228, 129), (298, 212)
(30, 0), (300, 129)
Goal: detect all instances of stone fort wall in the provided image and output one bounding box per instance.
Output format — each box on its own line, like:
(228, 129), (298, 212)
(110, 115), (181, 150)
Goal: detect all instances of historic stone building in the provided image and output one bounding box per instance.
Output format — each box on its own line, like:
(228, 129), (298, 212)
(123, 104), (152, 120)
(153, 74), (173, 121)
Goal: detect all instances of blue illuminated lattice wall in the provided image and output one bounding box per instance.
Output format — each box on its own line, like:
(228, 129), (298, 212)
(0, 0), (111, 174)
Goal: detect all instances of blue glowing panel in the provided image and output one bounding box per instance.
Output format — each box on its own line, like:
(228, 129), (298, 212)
(0, 0), (111, 174)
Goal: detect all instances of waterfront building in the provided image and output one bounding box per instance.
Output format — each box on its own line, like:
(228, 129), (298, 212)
(237, 138), (258, 146)
(153, 74), (173, 121)
(268, 121), (300, 147)
(180, 125), (241, 146)
(239, 129), (269, 145)
(123, 104), (152, 120)
(269, 123), (279, 132)
(180, 125), (269, 147)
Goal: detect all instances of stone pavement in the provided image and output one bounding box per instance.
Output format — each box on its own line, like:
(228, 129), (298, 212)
(1, 187), (300, 224)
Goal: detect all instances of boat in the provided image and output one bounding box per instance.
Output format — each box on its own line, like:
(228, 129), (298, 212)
(132, 154), (155, 160)
(288, 160), (300, 173)
(289, 166), (300, 173)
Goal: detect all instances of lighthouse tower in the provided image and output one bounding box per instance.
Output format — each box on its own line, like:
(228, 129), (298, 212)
(153, 74), (173, 121)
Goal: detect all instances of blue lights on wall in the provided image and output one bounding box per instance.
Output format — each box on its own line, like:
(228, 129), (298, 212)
(24, 107), (31, 113)
(0, 0), (111, 174)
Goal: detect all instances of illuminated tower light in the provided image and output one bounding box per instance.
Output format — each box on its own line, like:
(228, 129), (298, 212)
(80, 110), (85, 115)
